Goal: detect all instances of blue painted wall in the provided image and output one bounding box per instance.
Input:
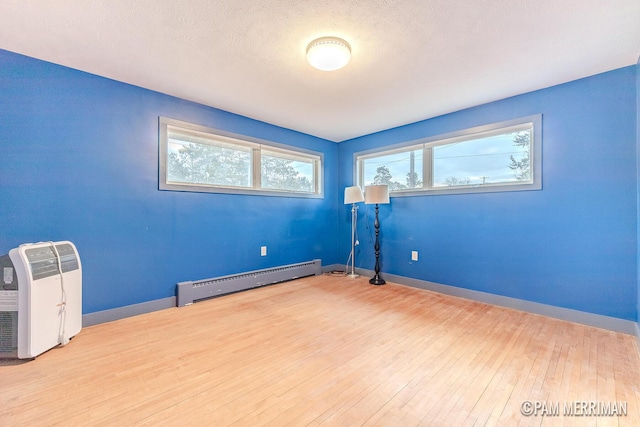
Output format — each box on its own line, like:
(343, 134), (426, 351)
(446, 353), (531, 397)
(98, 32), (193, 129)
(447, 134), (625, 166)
(636, 56), (640, 327)
(339, 66), (638, 321)
(0, 49), (340, 314)
(2, 48), (637, 322)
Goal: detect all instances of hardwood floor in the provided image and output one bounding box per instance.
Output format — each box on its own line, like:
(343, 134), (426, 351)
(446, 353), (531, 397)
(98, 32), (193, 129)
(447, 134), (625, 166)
(2, 275), (639, 426)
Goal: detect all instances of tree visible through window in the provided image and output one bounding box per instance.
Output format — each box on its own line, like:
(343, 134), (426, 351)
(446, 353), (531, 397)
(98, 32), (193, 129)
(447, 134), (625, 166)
(508, 130), (531, 181)
(364, 147), (424, 191)
(160, 118), (322, 197)
(167, 137), (251, 188)
(261, 151), (314, 192)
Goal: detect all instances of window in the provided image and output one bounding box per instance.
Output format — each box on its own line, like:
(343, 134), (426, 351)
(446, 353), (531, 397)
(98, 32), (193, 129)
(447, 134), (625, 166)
(355, 115), (541, 196)
(159, 118), (323, 197)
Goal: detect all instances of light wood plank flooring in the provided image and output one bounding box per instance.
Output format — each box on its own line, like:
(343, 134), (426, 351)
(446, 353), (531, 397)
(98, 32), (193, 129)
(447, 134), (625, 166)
(2, 275), (639, 426)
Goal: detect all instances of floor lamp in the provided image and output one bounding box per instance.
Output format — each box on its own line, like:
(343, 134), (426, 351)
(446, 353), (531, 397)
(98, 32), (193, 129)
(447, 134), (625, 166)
(344, 186), (364, 278)
(364, 185), (390, 285)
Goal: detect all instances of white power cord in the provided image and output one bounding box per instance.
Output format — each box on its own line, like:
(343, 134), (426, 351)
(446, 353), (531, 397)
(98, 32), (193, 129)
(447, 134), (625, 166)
(49, 242), (69, 346)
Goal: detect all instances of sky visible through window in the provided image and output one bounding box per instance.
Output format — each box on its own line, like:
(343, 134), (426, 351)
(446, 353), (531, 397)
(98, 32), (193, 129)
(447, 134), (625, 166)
(362, 130), (530, 189)
(433, 132), (529, 186)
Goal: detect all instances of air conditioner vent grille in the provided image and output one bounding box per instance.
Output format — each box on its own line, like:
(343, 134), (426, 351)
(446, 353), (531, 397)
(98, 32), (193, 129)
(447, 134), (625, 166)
(0, 311), (17, 354)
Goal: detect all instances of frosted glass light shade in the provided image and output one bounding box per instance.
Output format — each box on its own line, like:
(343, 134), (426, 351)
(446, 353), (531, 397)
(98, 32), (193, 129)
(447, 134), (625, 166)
(307, 37), (351, 71)
(364, 185), (390, 204)
(344, 186), (364, 204)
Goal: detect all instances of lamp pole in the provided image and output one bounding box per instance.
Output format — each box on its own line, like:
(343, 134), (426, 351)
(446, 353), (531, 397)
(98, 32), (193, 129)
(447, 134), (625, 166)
(364, 184), (389, 286)
(347, 203), (359, 278)
(344, 186), (364, 278)
(369, 203), (385, 285)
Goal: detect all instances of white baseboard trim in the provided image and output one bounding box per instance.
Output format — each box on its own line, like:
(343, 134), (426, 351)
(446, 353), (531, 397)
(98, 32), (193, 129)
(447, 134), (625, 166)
(353, 267), (637, 335)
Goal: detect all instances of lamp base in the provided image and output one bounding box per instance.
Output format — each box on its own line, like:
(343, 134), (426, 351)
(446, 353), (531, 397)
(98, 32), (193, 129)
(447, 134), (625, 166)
(369, 274), (386, 285)
(346, 273), (359, 279)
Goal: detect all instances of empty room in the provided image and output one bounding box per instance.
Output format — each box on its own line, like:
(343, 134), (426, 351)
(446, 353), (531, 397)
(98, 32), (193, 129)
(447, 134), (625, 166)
(1, 1), (640, 425)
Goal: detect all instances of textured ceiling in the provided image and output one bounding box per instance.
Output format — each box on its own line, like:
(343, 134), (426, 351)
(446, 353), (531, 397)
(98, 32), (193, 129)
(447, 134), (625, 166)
(0, 0), (638, 142)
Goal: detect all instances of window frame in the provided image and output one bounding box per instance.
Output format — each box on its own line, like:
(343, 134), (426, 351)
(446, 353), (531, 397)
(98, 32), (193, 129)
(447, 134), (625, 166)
(354, 114), (542, 197)
(159, 117), (323, 198)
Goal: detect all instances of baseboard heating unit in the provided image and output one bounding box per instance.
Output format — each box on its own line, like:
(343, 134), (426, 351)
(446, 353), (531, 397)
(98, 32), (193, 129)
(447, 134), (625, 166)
(176, 259), (321, 307)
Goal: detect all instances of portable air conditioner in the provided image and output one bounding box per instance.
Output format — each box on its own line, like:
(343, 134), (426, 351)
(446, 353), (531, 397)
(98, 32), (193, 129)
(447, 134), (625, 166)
(0, 241), (82, 359)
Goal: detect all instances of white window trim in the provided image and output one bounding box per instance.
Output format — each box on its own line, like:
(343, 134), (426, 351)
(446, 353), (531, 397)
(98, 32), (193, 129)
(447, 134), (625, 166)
(354, 114), (542, 197)
(159, 117), (323, 198)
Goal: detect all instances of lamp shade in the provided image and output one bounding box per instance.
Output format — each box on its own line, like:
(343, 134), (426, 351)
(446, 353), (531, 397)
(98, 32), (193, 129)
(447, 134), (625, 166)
(344, 186), (364, 204)
(364, 185), (390, 204)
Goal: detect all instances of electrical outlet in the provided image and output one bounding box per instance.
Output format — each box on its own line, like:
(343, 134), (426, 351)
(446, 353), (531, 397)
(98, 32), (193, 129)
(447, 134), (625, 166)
(411, 251), (418, 261)
(261, 246), (267, 256)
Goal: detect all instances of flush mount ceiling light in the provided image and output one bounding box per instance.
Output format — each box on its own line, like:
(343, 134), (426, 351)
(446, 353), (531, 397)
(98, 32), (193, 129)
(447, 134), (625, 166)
(306, 37), (351, 71)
